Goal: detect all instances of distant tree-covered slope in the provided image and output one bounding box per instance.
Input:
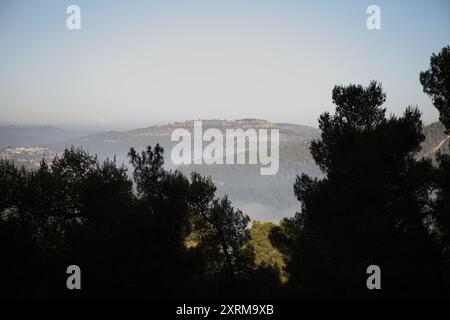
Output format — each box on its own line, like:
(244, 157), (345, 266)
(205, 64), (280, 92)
(0, 126), (91, 150)
(1, 119), (448, 221)
(416, 122), (450, 159)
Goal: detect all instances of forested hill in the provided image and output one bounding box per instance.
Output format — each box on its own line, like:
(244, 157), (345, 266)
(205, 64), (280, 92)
(0, 120), (448, 221)
(0, 125), (91, 150)
(416, 122), (450, 159)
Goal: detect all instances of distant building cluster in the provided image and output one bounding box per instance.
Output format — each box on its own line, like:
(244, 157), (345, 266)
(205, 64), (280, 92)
(0, 146), (59, 169)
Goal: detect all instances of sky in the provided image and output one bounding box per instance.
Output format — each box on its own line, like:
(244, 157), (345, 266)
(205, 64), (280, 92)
(0, 0), (449, 130)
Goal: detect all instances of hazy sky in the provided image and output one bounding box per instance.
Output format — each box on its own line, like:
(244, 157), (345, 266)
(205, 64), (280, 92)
(1, 0), (449, 129)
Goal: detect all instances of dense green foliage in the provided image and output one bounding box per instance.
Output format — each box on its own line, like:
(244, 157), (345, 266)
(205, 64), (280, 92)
(250, 221), (285, 280)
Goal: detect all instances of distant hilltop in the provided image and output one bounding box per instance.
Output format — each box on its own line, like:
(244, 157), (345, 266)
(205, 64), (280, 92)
(1, 120), (449, 221)
(1, 120), (448, 160)
(0, 125), (92, 150)
(122, 119), (320, 141)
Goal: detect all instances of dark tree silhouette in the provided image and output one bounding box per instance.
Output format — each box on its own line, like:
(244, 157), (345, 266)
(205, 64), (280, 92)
(1, 144), (277, 299)
(420, 46), (450, 133)
(271, 81), (443, 298)
(421, 46), (450, 294)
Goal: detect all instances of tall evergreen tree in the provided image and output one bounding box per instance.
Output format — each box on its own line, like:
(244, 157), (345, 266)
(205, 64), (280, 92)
(421, 46), (450, 294)
(271, 81), (442, 298)
(420, 46), (450, 133)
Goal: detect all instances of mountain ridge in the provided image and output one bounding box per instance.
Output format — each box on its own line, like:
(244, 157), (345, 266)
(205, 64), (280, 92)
(1, 120), (448, 221)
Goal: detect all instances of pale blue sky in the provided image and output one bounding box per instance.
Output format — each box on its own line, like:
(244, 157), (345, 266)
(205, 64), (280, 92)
(1, 0), (449, 129)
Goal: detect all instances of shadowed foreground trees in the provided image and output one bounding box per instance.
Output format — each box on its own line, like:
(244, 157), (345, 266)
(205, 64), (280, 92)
(420, 46), (450, 133)
(421, 46), (450, 293)
(0, 146), (280, 299)
(270, 81), (445, 298)
(265, 46), (448, 297)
